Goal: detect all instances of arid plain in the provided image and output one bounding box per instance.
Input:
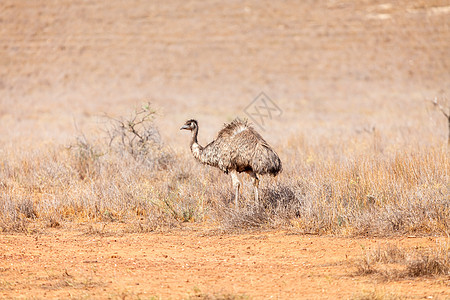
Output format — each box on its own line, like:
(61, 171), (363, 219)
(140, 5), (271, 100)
(0, 0), (449, 299)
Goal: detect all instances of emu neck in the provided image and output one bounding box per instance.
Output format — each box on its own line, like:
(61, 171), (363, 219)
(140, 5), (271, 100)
(190, 127), (202, 159)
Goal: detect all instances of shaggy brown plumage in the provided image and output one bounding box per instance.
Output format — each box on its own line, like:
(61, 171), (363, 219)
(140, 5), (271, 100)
(180, 118), (282, 206)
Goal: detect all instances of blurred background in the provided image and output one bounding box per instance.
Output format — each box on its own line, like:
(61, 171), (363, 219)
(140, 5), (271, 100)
(1, 0), (449, 150)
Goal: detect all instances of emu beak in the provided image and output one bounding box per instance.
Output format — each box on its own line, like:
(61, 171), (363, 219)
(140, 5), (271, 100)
(180, 125), (189, 130)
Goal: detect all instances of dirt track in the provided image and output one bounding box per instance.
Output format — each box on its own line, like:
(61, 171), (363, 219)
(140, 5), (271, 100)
(0, 228), (448, 299)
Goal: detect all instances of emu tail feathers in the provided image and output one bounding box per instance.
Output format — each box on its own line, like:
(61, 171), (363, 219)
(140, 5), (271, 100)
(251, 143), (282, 176)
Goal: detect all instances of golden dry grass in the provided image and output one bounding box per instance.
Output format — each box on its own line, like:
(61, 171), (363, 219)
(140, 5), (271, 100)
(0, 104), (448, 236)
(356, 241), (450, 279)
(0, 0), (449, 237)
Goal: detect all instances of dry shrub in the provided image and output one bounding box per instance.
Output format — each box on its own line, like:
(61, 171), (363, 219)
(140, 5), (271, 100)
(352, 289), (401, 300)
(216, 205), (271, 230)
(0, 105), (178, 232)
(69, 134), (102, 180)
(1, 143), (447, 235)
(16, 198), (37, 219)
(213, 146), (448, 235)
(281, 146), (448, 236)
(407, 245), (450, 277)
(213, 182), (301, 230)
(0, 103), (448, 235)
(104, 102), (173, 170)
(357, 243), (406, 276)
(0, 196), (36, 232)
(356, 242), (450, 279)
(69, 103), (173, 181)
(188, 287), (248, 300)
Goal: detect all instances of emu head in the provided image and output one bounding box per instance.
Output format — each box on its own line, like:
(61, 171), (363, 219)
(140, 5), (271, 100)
(180, 119), (198, 131)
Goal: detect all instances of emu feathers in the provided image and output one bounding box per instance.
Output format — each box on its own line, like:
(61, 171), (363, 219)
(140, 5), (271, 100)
(182, 118), (282, 176)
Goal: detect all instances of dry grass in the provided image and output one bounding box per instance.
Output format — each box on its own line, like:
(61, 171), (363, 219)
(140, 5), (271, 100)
(356, 241), (450, 279)
(188, 294), (248, 300)
(0, 104), (448, 236)
(352, 289), (401, 300)
(0, 0), (448, 237)
(407, 244), (450, 277)
(187, 287), (249, 300)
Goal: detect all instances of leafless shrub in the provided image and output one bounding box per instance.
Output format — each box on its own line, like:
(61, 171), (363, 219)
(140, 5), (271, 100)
(427, 94), (450, 145)
(105, 102), (173, 170)
(67, 103), (173, 183)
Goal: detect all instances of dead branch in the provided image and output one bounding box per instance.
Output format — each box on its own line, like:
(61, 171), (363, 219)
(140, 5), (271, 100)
(428, 96), (450, 145)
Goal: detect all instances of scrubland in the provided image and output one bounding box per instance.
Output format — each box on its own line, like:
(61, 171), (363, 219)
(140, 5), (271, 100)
(0, 0), (449, 298)
(0, 104), (448, 237)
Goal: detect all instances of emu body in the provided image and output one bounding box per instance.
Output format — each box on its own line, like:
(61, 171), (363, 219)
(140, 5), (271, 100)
(180, 118), (282, 207)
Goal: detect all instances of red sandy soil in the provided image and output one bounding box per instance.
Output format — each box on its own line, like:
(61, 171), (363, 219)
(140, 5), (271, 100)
(0, 227), (448, 299)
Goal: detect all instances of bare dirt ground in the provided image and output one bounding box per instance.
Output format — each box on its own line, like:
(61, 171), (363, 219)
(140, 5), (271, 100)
(0, 226), (448, 299)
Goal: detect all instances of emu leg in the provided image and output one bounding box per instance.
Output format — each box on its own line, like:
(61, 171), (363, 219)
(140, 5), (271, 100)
(248, 172), (260, 204)
(230, 171), (240, 208)
(254, 177), (259, 204)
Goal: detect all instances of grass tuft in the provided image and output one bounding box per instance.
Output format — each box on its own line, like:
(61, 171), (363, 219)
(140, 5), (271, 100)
(352, 289), (401, 300)
(356, 242), (450, 279)
(0, 104), (448, 235)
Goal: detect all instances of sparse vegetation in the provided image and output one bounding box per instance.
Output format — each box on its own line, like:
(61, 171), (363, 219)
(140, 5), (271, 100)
(104, 102), (173, 169)
(428, 94), (450, 145)
(356, 242), (450, 279)
(352, 289), (401, 300)
(1, 0), (449, 298)
(187, 287), (248, 300)
(0, 104), (448, 235)
(407, 244), (450, 277)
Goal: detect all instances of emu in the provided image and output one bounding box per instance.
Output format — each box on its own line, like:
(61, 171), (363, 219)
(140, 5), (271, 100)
(180, 118), (282, 207)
